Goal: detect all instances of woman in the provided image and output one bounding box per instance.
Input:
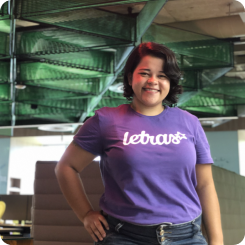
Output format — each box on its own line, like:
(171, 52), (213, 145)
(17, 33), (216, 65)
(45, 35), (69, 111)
(55, 42), (224, 245)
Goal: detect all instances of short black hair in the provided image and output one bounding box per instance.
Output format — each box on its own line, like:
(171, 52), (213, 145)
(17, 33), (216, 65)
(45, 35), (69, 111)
(123, 42), (183, 105)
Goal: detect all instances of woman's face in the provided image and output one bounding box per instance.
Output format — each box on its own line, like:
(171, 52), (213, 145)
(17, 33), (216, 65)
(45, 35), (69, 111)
(129, 55), (170, 113)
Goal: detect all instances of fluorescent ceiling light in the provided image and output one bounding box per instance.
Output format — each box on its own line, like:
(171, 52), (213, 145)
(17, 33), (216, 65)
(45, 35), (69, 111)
(15, 84), (26, 89)
(0, 122), (83, 129)
(199, 117), (238, 120)
(201, 121), (216, 125)
(199, 116), (238, 128)
(38, 125), (74, 132)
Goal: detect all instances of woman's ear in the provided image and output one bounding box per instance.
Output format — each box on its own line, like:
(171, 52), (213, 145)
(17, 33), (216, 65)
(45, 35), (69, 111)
(128, 73), (132, 86)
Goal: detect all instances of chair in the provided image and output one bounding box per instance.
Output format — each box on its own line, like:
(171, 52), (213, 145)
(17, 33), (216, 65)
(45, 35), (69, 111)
(0, 195), (32, 221)
(32, 161), (104, 245)
(0, 200), (6, 219)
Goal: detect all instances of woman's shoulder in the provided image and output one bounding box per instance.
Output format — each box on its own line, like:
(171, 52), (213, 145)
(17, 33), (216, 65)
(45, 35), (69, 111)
(95, 104), (129, 118)
(167, 106), (199, 123)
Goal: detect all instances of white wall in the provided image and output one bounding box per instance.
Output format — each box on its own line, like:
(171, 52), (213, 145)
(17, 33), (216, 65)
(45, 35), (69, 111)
(205, 131), (240, 175)
(238, 130), (245, 177)
(7, 135), (73, 194)
(0, 138), (10, 194)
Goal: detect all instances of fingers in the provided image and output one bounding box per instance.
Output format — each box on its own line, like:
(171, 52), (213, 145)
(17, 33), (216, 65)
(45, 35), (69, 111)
(91, 221), (106, 242)
(83, 211), (109, 242)
(98, 215), (110, 230)
(87, 227), (99, 243)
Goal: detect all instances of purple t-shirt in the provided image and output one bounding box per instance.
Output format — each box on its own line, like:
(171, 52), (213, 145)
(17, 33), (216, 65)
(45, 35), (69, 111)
(74, 104), (213, 225)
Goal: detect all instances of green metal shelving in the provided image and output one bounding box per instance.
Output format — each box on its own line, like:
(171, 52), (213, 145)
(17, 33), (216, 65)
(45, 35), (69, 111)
(0, 0), (243, 127)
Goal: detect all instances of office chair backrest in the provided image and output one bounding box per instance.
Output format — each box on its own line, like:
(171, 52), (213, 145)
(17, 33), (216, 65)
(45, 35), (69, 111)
(0, 195), (32, 221)
(32, 161), (104, 245)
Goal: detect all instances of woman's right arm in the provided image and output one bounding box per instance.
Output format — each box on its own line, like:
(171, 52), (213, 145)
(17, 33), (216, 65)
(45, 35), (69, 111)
(55, 140), (109, 242)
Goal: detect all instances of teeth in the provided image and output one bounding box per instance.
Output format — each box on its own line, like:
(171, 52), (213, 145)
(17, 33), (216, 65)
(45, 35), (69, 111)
(144, 88), (158, 92)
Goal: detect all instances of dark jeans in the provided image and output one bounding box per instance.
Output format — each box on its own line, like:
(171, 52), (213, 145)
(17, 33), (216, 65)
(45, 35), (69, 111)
(95, 212), (208, 245)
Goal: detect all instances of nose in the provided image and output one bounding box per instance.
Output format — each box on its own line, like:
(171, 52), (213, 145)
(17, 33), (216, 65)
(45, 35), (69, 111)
(147, 76), (157, 84)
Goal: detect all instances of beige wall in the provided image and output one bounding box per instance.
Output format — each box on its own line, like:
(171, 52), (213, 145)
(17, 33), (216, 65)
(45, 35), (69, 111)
(211, 165), (245, 245)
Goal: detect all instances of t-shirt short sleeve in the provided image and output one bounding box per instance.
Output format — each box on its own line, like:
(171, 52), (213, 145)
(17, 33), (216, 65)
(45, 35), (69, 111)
(73, 112), (103, 156)
(195, 119), (213, 164)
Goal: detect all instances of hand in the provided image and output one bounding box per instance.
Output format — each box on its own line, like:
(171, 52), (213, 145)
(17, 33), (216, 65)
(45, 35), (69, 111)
(83, 210), (110, 242)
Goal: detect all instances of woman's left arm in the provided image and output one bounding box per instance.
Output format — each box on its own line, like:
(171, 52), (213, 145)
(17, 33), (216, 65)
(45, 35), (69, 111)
(195, 164), (224, 245)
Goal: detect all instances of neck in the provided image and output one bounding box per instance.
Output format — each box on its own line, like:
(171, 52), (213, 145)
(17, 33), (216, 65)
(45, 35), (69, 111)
(130, 102), (164, 116)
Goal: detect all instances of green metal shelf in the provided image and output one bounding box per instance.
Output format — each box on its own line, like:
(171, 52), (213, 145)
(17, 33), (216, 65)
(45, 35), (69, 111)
(19, 97), (88, 111)
(143, 24), (234, 70)
(24, 50), (115, 74)
(18, 62), (109, 81)
(23, 77), (100, 94)
(21, 8), (136, 41)
(180, 90), (245, 108)
(0, 102), (11, 114)
(0, 2), (9, 20)
(0, 32), (9, 57)
(203, 76), (245, 99)
(0, 62), (10, 82)
(16, 27), (131, 55)
(15, 0), (148, 16)
(15, 102), (83, 120)
(180, 105), (236, 117)
(0, 83), (10, 100)
(16, 85), (90, 101)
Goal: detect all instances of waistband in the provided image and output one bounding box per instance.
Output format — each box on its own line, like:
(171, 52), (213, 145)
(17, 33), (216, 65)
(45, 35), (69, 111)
(103, 211), (202, 235)
(102, 212), (203, 244)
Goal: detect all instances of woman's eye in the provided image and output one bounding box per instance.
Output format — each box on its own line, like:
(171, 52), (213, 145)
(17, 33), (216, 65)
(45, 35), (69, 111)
(159, 75), (168, 79)
(139, 73), (149, 76)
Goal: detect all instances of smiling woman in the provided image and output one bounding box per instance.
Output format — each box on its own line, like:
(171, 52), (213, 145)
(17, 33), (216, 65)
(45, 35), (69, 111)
(56, 42), (223, 245)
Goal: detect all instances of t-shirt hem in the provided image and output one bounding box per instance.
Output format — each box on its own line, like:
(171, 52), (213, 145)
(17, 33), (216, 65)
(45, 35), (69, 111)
(100, 204), (202, 225)
(196, 160), (214, 164)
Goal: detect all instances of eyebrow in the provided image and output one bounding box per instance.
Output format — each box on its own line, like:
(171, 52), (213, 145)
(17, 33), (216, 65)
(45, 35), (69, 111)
(139, 68), (165, 73)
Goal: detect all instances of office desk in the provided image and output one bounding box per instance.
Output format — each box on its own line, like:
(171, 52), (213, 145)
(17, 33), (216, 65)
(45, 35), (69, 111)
(0, 228), (23, 234)
(0, 224), (31, 237)
(2, 237), (33, 245)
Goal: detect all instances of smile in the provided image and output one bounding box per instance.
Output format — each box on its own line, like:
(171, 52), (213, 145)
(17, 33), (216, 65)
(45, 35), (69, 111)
(143, 88), (159, 92)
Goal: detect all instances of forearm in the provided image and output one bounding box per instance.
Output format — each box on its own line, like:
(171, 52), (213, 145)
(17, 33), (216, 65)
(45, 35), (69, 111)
(55, 164), (93, 223)
(196, 183), (224, 245)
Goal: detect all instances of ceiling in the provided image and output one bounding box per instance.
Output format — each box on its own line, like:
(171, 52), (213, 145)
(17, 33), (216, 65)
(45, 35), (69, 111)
(1, 0), (245, 134)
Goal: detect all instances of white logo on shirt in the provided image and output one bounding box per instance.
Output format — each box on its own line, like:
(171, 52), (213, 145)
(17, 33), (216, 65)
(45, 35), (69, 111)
(123, 131), (187, 145)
